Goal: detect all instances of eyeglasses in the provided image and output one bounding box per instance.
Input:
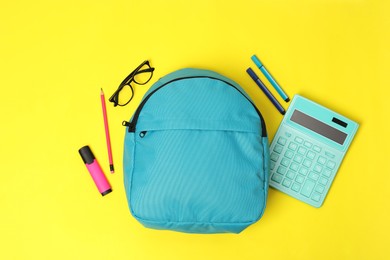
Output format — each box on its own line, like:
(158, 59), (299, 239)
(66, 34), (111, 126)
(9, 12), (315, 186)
(109, 60), (155, 107)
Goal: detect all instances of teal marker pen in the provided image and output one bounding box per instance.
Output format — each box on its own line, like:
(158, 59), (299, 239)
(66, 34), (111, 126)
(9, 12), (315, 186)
(251, 55), (290, 102)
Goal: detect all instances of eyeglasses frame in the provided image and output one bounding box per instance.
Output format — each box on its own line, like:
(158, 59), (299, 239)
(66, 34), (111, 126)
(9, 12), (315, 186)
(109, 60), (155, 107)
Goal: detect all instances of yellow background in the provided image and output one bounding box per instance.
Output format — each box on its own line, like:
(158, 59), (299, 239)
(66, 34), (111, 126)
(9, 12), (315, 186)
(1, 0), (389, 259)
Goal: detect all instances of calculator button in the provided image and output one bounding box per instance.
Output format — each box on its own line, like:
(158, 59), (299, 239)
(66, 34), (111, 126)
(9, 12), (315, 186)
(313, 164), (323, 173)
(270, 152), (279, 162)
(291, 183), (301, 192)
(298, 167), (309, 176)
(295, 174), (305, 184)
(285, 132), (292, 137)
(277, 166), (287, 175)
(302, 159), (312, 168)
(315, 185), (325, 193)
(317, 156), (327, 165)
(294, 137), (303, 144)
(290, 162), (300, 172)
(270, 161), (275, 170)
(280, 158), (291, 167)
(286, 170), (296, 180)
(308, 171), (320, 181)
(325, 151), (335, 159)
(319, 177), (328, 186)
(288, 142), (298, 151)
(277, 137), (287, 146)
(326, 161), (336, 170)
(297, 146), (307, 155)
(311, 192), (321, 202)
(313, 145), (322, 153)
(273, 144), (283, 154)
(282, 179), (292, 188)
(304, 141), (312, 148)
(323, 169), (332, 178)
(306, 151), (316, 160)
(301, 179), (316, 197)
(271, 173), (283, 183)
(284, 150), (294, 159)
(293, 154), (303, 164)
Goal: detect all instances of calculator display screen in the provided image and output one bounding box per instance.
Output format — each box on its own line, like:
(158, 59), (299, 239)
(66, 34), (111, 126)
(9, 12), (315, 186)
(291, 110), (347, 145)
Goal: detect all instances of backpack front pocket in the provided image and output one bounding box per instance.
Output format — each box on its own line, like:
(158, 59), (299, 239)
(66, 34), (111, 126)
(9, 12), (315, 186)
(129, 127), (267, 225)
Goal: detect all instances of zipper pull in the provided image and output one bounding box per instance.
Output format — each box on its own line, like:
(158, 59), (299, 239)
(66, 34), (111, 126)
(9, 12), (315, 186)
(122, 121), (135, 132)
(139, 131), (147, 138)
(122, 120), (130, 127)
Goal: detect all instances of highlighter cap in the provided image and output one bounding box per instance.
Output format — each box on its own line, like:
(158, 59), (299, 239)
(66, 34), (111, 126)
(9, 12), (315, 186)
(251, 55), (263, 68)
(79, 145), (95, 164)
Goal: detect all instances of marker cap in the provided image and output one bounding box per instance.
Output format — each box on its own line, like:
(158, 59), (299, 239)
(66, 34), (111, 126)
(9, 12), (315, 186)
(79, 145), (95, 164)
(251, 55), (263, 68)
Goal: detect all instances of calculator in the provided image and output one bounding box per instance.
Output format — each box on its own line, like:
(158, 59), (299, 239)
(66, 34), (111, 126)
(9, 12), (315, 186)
(269, 95), (359, 207)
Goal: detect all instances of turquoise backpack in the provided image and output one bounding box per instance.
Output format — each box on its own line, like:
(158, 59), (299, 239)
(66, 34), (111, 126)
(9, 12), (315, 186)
(122, 68), (270, 233)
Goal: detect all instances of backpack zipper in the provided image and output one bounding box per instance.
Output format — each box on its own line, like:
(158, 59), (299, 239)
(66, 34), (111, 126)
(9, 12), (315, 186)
(123, 76), (267, 137)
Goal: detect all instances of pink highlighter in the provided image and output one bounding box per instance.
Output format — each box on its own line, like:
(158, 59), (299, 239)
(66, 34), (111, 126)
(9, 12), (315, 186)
(79, 145), (112, 196)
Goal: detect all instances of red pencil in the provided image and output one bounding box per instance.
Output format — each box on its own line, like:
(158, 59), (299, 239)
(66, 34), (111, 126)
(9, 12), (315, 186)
(100, 88), (114, 173)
